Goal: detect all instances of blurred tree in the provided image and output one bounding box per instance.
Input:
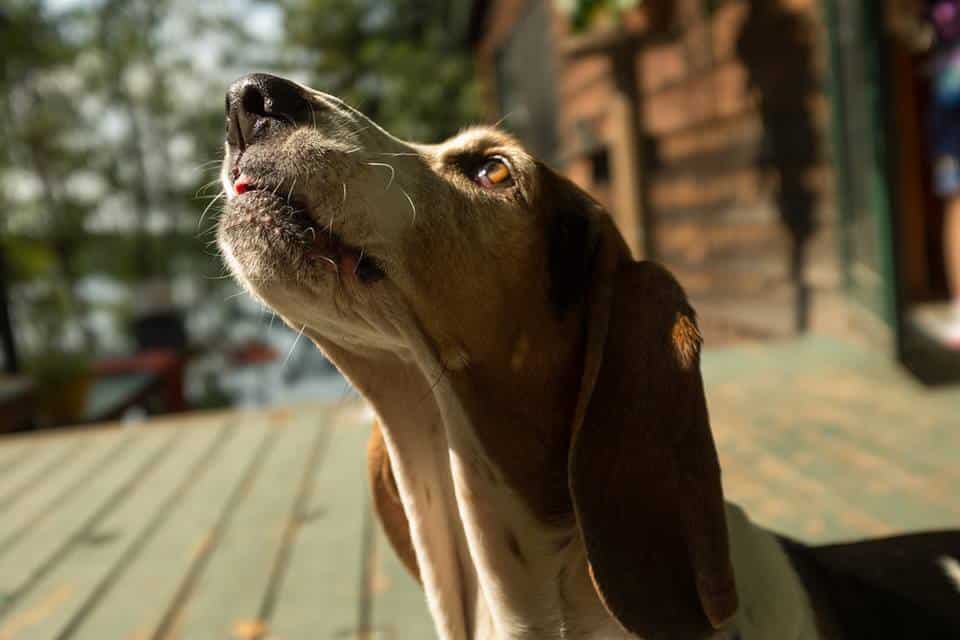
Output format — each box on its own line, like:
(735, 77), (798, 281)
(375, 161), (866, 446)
(274, 0), (480, 141)
(0, 1), (94, 353)
(1, 0), (255, 360)
(77, 0), (250, 281)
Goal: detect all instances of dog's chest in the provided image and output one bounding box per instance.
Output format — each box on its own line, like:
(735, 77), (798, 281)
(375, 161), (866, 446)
(448, 447), (579, 635)
(383, 413), (619, 640)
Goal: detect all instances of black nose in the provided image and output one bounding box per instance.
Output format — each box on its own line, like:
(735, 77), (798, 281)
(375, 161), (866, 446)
(225, 73), (309, 151)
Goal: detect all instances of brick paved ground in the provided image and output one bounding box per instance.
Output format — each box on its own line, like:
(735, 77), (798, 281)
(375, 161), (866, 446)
(704, 334), (960, 543)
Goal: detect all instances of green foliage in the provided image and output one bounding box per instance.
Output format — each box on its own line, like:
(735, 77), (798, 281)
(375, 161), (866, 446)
(275, 0), (480, 141)
(1, 0), (483, 366)
(0, 236), (56, 282)
(1, 1), (252, 359)
(557, 0), (643, 32)
(24, 341), (92, 387)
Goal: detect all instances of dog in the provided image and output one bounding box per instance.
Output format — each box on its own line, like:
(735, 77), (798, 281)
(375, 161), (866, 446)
(218, 73), (960, 640)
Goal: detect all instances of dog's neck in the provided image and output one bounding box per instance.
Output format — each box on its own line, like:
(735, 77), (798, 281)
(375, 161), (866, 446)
(311, 328), (821, 640)
(312, 309), (616, 638)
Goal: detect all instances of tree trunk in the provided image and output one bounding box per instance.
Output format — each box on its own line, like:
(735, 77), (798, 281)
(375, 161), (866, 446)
(0, 247), (20, 374)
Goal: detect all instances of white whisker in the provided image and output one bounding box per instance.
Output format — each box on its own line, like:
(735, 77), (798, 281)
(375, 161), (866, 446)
(400, 187), (417, 225)
(355, 247), (366, 275)
(196, 223), (220, 239)
(283, 324), (307, 368)
(193, 159), (224, 171)
(195, 179), (223, 198)
(366, 162), (395, 190)
(198, 190), (225, 228)
(287, 178), (298, 204)
(362, 151), (421, 158)
(493, 111), (515, 128)
(320, 256), (339, 279)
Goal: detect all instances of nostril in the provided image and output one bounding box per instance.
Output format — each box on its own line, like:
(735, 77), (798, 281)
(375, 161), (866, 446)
(241, 84), (268, 118)
(225, 73), (307, 151)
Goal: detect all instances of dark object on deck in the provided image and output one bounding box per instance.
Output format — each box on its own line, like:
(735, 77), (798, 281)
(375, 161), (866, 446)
(132, 310), (188, 352)
(81, 311), (191, 423)
(92, 351), (185, 420)
(781, 531), (960, 638)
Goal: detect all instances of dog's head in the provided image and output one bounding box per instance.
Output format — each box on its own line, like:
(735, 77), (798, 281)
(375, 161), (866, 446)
(218, 73), (583, 362)
(218, 73), (736, 639)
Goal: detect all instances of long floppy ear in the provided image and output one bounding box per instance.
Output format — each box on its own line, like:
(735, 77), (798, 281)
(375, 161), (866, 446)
(367, 420), (420, 583)
(568, 224), (738, 639)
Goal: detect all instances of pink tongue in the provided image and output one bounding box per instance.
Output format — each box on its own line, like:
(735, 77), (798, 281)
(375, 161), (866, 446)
(234, 174), (253, 194)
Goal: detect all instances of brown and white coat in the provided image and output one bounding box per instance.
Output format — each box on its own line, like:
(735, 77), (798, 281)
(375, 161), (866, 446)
(216, 74), (959, 640)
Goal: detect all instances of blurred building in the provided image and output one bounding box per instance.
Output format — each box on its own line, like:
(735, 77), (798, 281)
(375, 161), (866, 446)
(469, 1), (958, 377)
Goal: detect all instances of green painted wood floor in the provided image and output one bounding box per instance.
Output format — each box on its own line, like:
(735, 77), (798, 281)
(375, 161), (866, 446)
(1, 335), (958, 639)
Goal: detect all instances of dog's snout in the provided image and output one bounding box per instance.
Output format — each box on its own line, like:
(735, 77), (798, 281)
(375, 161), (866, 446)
(225, 73), (308, 151)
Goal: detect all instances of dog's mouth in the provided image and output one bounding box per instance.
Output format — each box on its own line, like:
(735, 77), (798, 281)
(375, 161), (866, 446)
(228, 172), (385, 284)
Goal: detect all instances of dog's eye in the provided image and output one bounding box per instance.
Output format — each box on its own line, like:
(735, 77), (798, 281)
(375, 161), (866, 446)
(475, 157), (513, 189)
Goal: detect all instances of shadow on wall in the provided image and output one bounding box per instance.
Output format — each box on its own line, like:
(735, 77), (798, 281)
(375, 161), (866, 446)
(736, 0), (820, 333)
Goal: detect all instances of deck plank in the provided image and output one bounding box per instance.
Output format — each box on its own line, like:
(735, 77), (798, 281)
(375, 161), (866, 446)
(0, 420), (226, 640)
(0, 438), (81, 513)
(168, 410), (328, 640)
(70, 415), (271, 640)
(0, 427), (177, 626)
(268, 414), (370, 639)
(0, 439), (40, 480)
(0, 433), (136, 557)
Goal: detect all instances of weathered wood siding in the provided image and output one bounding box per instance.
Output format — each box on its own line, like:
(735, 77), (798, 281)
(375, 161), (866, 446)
(473, 0), (843, 336)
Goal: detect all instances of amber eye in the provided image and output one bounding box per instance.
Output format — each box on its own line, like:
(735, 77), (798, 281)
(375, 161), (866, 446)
(475, 157), (513, 189)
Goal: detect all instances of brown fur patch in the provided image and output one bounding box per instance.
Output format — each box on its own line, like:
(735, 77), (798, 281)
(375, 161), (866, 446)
(671, 312), (702, 371)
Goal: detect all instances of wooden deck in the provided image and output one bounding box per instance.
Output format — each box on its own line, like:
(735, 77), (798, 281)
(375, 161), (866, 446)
(0, 402), (433, 640)
(1, 335), (959, 639)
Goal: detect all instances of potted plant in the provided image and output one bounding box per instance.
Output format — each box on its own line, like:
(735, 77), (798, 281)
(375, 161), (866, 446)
(26, 349), (92, 425)
(8, 242), (93, 425)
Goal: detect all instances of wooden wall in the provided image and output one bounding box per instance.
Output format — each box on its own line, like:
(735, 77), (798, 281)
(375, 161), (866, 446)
(472, 0), (843, 335)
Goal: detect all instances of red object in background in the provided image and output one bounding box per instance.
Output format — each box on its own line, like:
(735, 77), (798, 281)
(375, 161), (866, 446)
(228, 341), (279, 366)
(95, 349), (186, 413)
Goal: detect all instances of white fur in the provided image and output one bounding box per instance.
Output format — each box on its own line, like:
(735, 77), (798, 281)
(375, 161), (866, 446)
(724, 505), (820, 640)
(939, 555), (960, 593)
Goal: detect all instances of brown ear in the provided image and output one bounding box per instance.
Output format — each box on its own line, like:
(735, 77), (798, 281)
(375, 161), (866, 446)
(367, 420), (420, 583)
(568, 237), (737, 639)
